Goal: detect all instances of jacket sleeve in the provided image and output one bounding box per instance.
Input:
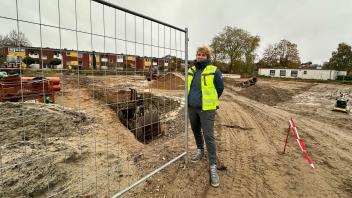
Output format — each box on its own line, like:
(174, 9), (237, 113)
(214, 68), (224, 98)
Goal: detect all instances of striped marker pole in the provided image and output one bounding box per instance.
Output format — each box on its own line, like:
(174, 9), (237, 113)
(284, 118), (315, 169)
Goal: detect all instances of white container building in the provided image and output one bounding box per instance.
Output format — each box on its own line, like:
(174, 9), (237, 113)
(258, 68), (347, 80)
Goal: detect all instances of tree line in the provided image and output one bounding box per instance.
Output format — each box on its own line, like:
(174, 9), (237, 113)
(1, 28), (352, 75)
(209, 26), (352, 75)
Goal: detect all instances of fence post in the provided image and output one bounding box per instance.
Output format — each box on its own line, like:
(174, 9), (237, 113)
(184, 27), (189, 164)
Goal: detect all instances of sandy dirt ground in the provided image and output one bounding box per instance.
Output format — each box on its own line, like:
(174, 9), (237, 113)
(1, 74), (185, 197)
(128, 78), (352, 198)
(1, 75), (352, 197)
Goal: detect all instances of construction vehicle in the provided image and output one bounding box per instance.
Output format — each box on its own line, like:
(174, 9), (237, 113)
(146, 65), (161, 81)
(333, 93), (349, 113)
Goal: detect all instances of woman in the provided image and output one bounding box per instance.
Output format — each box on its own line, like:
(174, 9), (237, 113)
(187, 46), (224, 187)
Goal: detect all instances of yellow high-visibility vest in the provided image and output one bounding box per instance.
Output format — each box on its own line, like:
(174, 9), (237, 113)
(188, 65), (219, 111)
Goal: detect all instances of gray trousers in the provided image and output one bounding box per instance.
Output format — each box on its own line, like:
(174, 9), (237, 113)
(188, 106), (217, 165)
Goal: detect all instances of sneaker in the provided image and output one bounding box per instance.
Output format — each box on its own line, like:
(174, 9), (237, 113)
(210, 164), (220, 187)
(191, 149), (204, 162)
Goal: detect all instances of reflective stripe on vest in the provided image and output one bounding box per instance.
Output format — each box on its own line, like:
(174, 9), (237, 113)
(188, 65), (219, 110)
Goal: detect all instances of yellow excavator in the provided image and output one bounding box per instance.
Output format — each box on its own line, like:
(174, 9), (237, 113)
(333, 93), (349, 113)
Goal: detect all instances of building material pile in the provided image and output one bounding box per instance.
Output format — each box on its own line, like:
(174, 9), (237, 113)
(149, 72), (184, 90)
(0, 76), (60, 102)
(240, 77), (257, 88)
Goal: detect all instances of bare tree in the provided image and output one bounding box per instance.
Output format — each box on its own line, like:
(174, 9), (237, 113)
(260, 39), (300, 68)
(0, 30), (31, 47)
(260, 44), (279, 67)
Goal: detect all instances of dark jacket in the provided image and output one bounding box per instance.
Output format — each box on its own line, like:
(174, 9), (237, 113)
(188, 60), (224, 108)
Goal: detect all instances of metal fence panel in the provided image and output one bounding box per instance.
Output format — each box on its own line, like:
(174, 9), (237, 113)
(0, 0), (188, 197)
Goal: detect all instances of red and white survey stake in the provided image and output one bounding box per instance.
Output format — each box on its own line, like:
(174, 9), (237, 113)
(283, 118), (315, 169)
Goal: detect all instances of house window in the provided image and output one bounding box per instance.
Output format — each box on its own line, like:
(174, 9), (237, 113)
(291, 70), (298, 77)
(304, 71), (307, 75)
(280, 70), (286, 77)
(101, 57), (108, 62)
(117, 55), (123, 63)
(66, 52), (71, 56)
(66, 61), (71, 65)
(78, 53), (83, 58)
(269, 70), (275, 76)
(29, 51), (36, 55)
(78, 60), (83, 65)
(11, 48), (25, 52)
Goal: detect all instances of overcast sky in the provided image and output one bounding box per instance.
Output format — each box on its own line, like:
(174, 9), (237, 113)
(1, 0), (351, 64)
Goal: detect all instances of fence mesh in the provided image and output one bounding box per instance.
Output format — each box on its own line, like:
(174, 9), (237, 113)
(0, 0), (188, 197)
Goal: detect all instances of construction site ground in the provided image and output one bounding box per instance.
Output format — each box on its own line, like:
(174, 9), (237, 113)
(1, 74), (352, 197)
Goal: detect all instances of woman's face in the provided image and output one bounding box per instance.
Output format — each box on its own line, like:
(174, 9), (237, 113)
(196, 51), (207, 62)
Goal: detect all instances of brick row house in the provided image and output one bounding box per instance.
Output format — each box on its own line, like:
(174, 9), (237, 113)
(0, 46), (186, 71)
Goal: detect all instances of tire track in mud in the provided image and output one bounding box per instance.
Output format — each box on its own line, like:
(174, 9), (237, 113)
(224, 92), (284, 197)
(208, 91), (275, 197)
(228, 95), (294, 197)
(223, 91), (286, 155)
(220, 85), (352, 198)
(297, 118), (352, 196)
(221, 88), (325, 197)
(224, 91), (324, 197)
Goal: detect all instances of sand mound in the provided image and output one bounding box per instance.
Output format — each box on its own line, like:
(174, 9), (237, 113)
(150, 72), (185, 90)
(0, 102), (90, 144)
(237, 84), (294, 106)
(0, 102), (92, 197)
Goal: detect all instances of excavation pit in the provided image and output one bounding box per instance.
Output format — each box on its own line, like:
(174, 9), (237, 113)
(92, 87), (181, 143)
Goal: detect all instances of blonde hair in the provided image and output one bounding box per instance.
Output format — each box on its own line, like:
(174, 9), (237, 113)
(196, 46), (211, 59)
